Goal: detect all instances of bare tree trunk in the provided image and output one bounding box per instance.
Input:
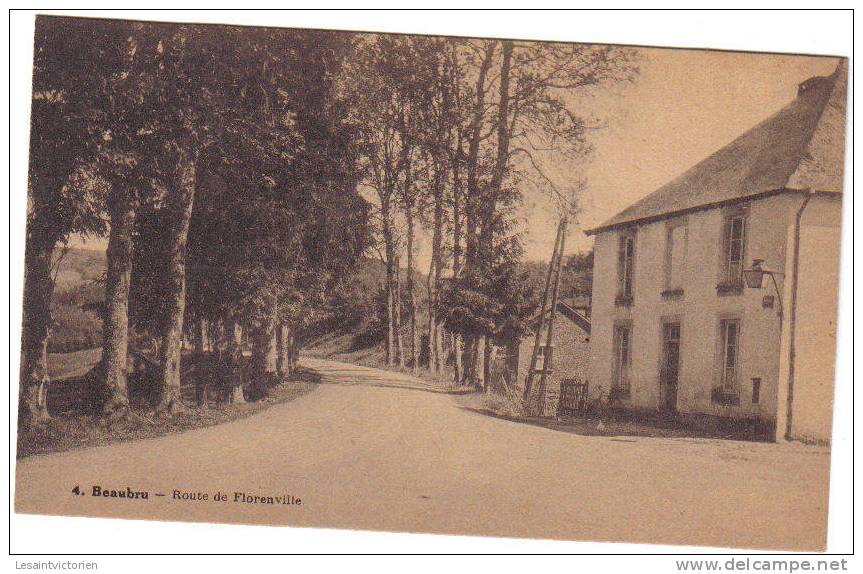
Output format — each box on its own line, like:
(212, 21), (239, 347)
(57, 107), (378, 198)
(427, 161), (445, 374)
(276, 323), (284, 377)
(264, 327), (278, 374)
(157, 147), (197, 414)
(453, 335), (463, 384)
(382, 198), (395, 367)
(458, 44), (495, 388)
(386, 273), (395, 366)
(464, 42), (495, 272)
(193, 317), (205, 356)
(209, 318), (220, 357)
(484, 339), (495, 394)
(276, 323), (291, 378)
(288, 326), (297, 372)
(426, 220), (438, 375)
(450, 138), (463, 383)
(462, 44), (515, 390)
(97, 188), (135, 417)
(406, 203), (418, 374)
(223, 315), (241, 362)
(246, 316), (277, 399)
(481, 40), (514, 259)
(252, 321), (278, 375)
(223, 315), (245, 404)
(427, 285), (437, 373)
(386, 275), (395, 367)
(462, 336), (475, 386)
(19, 230), (57, 427)
(475, 335), (486, 390)
(394, 255), (405, 369)
(452, 141), (463, 283)
(436, 322), (445, 375)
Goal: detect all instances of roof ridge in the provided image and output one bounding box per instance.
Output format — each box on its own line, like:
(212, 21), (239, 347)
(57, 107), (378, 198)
(587, 59), (845, 235)
(527, 300), (591, 334)
(785, 59), (848, 191)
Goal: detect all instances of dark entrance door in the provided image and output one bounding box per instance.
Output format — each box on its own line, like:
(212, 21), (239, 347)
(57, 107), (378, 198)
(661, 322), (681, 414)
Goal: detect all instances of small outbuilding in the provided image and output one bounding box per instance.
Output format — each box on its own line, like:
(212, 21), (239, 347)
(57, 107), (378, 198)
(507, 301), (591, 415)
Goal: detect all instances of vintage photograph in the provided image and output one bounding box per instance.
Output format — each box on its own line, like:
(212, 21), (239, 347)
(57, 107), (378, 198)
(14, 14), (847, 552)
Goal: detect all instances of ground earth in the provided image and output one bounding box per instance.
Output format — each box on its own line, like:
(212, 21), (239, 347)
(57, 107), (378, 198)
(15, 357), (831, 551)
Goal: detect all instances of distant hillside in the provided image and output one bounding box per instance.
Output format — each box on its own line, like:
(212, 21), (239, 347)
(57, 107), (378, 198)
(304, 254), (430, 362)
(49, 248), (106, 354)
(45, 249), (436, 357)
(45, 248), (591, 357)
(351, 255), (389, 293)
(53, 247), (106, 292)
(351, 255), (428, 293)
(307, 252), (593, 364)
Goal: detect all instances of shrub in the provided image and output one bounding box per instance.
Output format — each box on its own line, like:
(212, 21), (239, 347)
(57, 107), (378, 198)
(48, 304), (102, 353)
(481, 392), (525, 419)
(711, 386), (741, 406)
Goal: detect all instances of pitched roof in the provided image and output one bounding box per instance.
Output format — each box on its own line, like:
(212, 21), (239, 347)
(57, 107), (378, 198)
(587, 59), (847, 235)
(563, 295), (591, 310)
(526, 300), (591, 335)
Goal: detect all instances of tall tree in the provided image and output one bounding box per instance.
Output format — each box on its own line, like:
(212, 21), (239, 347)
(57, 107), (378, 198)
(459, 41), (496, 386)
(402, 171), (420, 374)
(97, 183), (136, 416)
(116, 23), (312, 411)
(19, 17), (126, 426)
(436, 39), (637, 387)
(419, 40), (462, 376)
(177, 28), (370, 392)
(340, 35), (423, 368)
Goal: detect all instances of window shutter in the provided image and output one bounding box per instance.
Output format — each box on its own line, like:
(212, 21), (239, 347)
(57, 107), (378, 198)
(618, 236), (627, 293)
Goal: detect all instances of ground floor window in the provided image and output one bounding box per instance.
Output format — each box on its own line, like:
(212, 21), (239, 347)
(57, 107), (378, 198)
(612, 324), (632, 394)
(720, 318), (740, 390)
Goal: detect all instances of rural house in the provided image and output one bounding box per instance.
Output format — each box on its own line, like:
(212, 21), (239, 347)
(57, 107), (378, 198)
(509, 300), (591, 415)
(585, 60), (846, 443)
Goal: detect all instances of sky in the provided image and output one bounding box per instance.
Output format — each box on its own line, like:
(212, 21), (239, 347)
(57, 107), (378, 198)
(519, 47), (839, 260)
(68, 46), (840, 270)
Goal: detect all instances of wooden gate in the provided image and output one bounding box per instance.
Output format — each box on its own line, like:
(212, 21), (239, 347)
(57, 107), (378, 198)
(557, 378), (589, 416)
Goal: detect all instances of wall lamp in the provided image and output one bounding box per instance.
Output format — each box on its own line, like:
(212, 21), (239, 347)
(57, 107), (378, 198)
(743, 258), (783, 312)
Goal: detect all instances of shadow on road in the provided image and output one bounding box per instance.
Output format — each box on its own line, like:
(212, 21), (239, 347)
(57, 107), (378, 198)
(301, 358), (475, 395)
(457, 404), (775, 443)
(314, 376), (476, 395)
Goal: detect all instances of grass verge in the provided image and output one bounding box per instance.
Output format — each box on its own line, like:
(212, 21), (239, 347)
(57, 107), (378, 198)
(455, 391), (780, 443)
(17, 366), (320, 460)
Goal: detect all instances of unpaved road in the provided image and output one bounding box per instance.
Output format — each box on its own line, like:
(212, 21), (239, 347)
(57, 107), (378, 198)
(15, 357), (831, 551)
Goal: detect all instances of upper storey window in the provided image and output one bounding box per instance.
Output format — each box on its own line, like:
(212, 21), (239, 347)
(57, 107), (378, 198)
(717, 207), (748, 295)
(616, 230), (636, 305)
(663, 220), (687, 297)
(724, 214), (746, 282)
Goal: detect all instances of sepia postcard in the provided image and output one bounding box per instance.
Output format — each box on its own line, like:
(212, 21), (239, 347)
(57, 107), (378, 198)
(13, 13), (849, 553)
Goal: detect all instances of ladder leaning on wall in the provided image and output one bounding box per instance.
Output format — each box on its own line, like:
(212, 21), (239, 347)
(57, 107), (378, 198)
(522, 217), (568, 417)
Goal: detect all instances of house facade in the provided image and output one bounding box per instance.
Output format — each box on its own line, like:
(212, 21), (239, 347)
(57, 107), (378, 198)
(586, 61), (846, 443)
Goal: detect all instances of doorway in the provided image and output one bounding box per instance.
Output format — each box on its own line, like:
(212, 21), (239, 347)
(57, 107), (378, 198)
(661, 322), (681, 414)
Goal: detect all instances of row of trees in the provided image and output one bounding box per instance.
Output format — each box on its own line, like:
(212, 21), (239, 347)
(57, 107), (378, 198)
(343, 35), (636, 387)
(20, 18), (371, 428)
(20, 19), (637, 431)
